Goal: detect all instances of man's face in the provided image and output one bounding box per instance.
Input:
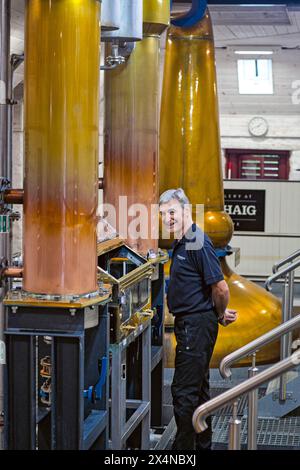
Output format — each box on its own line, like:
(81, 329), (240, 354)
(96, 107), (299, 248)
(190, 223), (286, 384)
(159, 199), (185, 234)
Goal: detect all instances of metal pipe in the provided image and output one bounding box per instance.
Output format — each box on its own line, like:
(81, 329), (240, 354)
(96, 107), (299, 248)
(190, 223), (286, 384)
(101, 0), (121, 31)
(102, 0), (143, 42)
(273, 249), (300, 274)
(220, 314), (300, 379)
(3, 188), (24, 205)
(0, 0), (11, 451)
(193, 350), (300, 435)
(247, 354), (258, 450)
(0, 0), (10, 179)
(228, 400), (241, 450)
(288, 270), (295, 352)
(279, 276), (290, 401)
(171, 0), (207, 28)
(2, 267), (23, 278)
(7, 54), (24, 187)
(265, 258), (300, 291)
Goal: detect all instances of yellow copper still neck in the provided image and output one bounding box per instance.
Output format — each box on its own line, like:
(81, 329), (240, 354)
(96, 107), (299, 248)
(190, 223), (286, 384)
(159, 10), (233, 248)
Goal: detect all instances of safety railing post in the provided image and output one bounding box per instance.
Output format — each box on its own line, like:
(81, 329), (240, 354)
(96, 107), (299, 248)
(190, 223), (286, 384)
(287, 270), (295, 354)
(247, 353), (259, 450)
(279, 276), (289, 402)
(228, 400), (241, 450)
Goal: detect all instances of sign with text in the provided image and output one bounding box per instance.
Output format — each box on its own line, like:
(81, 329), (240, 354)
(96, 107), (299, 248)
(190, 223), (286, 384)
(224, 189), (266, 232)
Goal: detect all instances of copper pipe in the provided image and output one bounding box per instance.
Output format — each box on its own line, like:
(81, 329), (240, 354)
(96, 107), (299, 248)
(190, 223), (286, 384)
(2, 267), (23, 278)
(3, 188), (24, 205)
(23, 0), (101, 296)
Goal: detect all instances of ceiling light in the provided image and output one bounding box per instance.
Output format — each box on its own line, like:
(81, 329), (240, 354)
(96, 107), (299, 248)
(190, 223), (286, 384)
(235, 50), (274, 55)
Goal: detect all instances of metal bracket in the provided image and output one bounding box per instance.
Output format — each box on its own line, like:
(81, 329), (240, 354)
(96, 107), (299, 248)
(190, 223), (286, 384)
(101, 41), (135, 71)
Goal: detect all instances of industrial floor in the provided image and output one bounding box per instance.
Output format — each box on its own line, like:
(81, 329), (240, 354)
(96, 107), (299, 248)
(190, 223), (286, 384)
(162, 367), (300, 451)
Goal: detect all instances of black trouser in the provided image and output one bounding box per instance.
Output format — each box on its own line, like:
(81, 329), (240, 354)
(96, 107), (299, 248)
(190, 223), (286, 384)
(171, 310), (219, 450)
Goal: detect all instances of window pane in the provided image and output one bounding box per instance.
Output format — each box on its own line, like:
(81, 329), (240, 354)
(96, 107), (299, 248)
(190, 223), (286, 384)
(238, 59), (273, 94)
(226, 151), (289, 181)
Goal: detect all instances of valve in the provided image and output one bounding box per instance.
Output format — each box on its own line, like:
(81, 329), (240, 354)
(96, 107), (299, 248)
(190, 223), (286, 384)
(84, 356), (108, 403)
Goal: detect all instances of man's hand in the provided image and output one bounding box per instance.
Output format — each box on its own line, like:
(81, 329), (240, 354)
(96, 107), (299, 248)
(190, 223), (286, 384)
(218, 309), (237, 327)
(211, 280), (230, 317)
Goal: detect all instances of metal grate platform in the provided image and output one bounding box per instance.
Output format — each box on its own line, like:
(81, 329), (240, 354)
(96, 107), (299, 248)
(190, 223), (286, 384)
(210, 387), (266, 416)
(163, 372), (300, 450)
(212, 416), (300, 449)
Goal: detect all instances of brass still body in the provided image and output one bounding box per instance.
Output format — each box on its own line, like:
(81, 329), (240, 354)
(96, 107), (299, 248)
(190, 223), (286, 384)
(24, 0), (100, 296)
(104, 0), (170, 256)
(159, 11), (281, 368)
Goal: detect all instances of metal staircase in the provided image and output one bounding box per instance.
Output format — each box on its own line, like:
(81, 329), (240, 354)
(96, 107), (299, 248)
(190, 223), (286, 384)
(193, 249), (300, 450)
(160, 250), (300, 450)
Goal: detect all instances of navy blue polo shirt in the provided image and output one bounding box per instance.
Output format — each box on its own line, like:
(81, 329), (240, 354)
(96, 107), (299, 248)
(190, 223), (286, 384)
(167, 223), (224, 316)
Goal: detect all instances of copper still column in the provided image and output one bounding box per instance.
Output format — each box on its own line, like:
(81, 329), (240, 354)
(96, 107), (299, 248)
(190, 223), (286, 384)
(104, 0), (170, 256)
(23, 0), (101, 296)
(160, 10), (281, 367)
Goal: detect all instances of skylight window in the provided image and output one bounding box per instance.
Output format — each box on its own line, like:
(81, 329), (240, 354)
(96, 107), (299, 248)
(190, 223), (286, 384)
(237, 59), (274, 95)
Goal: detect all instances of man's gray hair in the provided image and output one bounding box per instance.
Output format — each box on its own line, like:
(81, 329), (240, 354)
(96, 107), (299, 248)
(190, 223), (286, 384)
(159, 188), (190, 208)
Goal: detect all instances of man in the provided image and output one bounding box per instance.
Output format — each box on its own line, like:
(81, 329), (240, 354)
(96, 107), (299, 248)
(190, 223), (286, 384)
(159, 188), (237, 451)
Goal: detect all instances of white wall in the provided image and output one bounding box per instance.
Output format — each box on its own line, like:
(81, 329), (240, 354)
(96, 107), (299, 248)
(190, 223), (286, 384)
(216, 47), (300, 116)
(215, 47), (300, 181)
(215, 47), (300, 277)
(223, 180), (300, 277)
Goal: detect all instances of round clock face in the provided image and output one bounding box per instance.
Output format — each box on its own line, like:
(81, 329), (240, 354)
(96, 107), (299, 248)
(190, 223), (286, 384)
(248, 117), (269, 137)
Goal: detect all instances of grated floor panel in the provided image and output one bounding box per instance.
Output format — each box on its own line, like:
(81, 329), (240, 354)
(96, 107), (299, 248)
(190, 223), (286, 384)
(212, 416), (300, 449)
(210, 387), (266, 416)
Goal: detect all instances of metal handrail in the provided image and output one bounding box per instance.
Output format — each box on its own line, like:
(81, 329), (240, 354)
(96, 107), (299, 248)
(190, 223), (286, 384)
(219, 314), (300, 379)
(209, 249), (300, 448)
(265, 258), (300, 291)
(273, 249), (300, 274)
(193, 350), (300, 433)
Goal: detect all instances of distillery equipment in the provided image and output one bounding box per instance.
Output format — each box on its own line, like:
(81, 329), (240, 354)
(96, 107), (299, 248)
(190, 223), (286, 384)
(3, 0), (112, 450)
(97, 236), (168, 448)
(159, 8), (282, 368)
(101, 0), (170, 447)
(104, 0), (170, 256)
(1, 0), (295, 452)
(101, 0), (121, 31)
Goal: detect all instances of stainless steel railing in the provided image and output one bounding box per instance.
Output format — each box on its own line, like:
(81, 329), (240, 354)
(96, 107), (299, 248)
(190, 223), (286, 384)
(193, 250), (300, 450)
(265, 258), (300, 291)
(265, 257), (300, 402)
(272, 249), (300, 274)
(219, 315), (300, 379)
(219, 314), (300, 449)
(193, 350), (300, 449)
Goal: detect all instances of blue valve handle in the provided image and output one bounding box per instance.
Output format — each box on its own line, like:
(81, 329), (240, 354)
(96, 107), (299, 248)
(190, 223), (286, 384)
(84, 356), (108, 402)
(215, 246), (233, 259)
